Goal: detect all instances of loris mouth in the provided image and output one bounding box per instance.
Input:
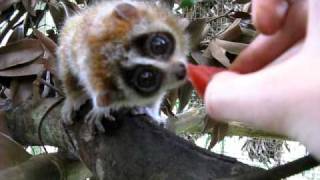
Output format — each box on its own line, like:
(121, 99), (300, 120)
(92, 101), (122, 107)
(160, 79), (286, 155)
(121, 65), (163, 96)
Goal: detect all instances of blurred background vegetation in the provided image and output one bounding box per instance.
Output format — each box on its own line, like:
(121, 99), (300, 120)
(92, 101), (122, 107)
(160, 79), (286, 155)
(0, 0), (318, 179)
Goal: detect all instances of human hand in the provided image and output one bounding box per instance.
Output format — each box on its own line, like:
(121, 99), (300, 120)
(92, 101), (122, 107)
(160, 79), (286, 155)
(204, 0), (320, 158)
(231, 0), (307, 73)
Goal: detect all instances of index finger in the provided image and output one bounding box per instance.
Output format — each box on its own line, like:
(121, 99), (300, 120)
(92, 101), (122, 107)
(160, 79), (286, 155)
(252, 0), (289, 34)
(230, 0), (307, 74)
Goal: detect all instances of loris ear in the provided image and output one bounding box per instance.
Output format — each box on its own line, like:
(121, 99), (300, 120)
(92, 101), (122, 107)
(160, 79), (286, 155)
(114, 3), (139, 21)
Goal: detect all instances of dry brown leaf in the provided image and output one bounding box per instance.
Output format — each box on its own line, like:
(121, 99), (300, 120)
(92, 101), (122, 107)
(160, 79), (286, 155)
(0, 131), (31, 169)
(0, 0), (20, 12)
(242, 2), (252, 13)
(0, 39), (44, 70)
(217, 18), (242, 41)
(208, 39), (231, 67)
(233, 27), (257, 44)
(21, 0), (38, 16)
(201, 49), (227, 68)
(204, 116), (229, 150)
(48, 2), (68, 30)
(190, 51), (214, 65)
(215, 39), (248, 55)
(240, 27), (257, 39)
(185, 18), (210, 50)
(0, 63), (44, 77)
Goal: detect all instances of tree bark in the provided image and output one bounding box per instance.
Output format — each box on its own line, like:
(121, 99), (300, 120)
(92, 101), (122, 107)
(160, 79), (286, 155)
(4, 98), (262, 180)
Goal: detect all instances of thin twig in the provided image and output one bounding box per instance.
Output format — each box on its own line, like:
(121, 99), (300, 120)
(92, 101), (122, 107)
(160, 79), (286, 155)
(206, 9), (234, 23)
(40, 79), (65, 97)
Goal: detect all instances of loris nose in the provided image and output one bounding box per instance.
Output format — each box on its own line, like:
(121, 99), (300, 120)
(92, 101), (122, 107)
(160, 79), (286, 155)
(174, 63), (186, 80)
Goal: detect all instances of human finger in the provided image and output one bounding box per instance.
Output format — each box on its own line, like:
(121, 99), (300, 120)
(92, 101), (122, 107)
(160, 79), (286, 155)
(252, 0), (289, 34)
(230, 0), (307, 74)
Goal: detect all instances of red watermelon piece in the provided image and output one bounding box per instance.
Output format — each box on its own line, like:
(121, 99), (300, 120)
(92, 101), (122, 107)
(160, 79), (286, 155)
(187, 64), (225, 97)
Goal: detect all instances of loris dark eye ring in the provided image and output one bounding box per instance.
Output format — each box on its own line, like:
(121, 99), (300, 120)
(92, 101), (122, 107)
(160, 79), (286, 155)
(130, 66), (163, 95)
(132, 32), (175, 59)
(146, 33), (174, 57)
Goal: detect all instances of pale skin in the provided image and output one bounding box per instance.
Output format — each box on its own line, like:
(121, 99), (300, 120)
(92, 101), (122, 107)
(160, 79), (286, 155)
(205, 0), (320, 159)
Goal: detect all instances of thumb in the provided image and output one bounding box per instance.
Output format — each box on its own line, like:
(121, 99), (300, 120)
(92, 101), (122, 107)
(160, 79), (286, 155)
(204, 69), (289, 133)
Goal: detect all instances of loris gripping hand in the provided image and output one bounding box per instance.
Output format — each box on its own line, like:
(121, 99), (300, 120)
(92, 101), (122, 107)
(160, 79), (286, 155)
(57, 1), (188, 135)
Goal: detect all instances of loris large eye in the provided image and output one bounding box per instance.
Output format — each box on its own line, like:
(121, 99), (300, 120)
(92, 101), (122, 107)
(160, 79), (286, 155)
(132, 66), (162, 94)
(121, 65), (163, 96)
(133, 32), (175, 59)
(147, 33), (174, 57)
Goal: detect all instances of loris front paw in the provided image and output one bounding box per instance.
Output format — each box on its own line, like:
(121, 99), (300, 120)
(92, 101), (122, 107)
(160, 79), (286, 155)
(61, 96), (88, 125)
(84, 108), (115, 136)
(61, 100), (77, 125)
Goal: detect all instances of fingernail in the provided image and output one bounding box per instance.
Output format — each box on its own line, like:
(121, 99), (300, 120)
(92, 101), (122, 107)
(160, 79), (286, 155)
(276, 0), (289, 18)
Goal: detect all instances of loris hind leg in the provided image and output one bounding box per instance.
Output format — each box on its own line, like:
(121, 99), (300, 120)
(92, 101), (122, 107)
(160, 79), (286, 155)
(61, 70), (89, 125)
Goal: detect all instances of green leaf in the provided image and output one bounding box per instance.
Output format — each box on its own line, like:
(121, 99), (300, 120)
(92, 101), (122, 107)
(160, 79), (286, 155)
(179, 0), (196, 9)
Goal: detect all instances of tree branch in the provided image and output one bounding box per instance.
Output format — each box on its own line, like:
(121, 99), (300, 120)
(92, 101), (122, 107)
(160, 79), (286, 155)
(218, 155), (319, 180)
(4, 98), (262, 180)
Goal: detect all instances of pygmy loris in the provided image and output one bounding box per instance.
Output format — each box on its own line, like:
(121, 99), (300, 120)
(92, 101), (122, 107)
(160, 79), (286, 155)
(57, 0), (188, 134)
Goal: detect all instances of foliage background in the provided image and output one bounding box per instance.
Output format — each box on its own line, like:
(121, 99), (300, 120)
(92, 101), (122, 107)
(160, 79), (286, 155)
(0, 0), (318, 179)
